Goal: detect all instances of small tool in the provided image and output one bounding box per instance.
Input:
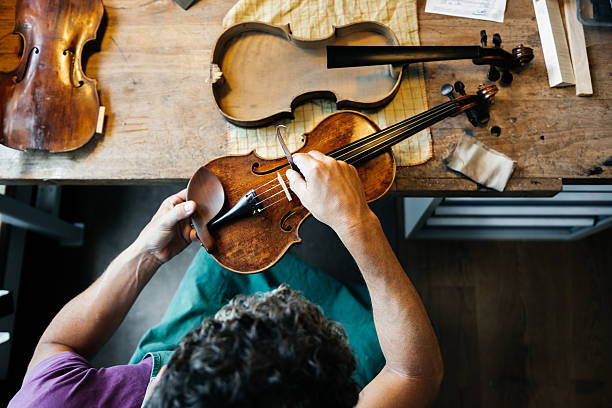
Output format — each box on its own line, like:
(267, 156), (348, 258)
(276, 125), (303, 177)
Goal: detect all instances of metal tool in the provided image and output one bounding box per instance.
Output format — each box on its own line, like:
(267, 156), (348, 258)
(276, 125), (303, 177)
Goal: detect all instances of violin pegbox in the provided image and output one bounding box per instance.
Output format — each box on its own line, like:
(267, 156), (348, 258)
(475, 30), (534, 86)
(441, 82), (497, 127)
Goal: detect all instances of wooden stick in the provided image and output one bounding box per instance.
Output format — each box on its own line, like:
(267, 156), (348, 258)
(563, 0), (593, 96)
(532, 0), (575, 87)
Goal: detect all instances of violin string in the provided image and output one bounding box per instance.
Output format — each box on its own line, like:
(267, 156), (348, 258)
(257, 183), (284, 197)
(253, 177), (280, 191)
(328, 101), (457, 158)
(260, 196), (288, 211)
(335, 103), (460, 162)
(248, 100), (466, 212)
(257, 189), (286, 204)
(340, 106), (460, 165)
(248, 101), (460, 195)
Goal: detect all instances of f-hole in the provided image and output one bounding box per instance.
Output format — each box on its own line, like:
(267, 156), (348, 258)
(280, 211), (295, 232)
(251, 161), (289, 176)
(14, 46), (39, 83)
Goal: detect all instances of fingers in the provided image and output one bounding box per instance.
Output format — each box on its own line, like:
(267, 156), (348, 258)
(159, 200), (196, 229)
(286, 169), (307, 198)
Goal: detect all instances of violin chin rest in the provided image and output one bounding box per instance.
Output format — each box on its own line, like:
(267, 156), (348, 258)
(186, 166), (225, 252)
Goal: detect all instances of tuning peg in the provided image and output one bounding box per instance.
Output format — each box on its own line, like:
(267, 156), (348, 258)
(441, 83), (455, 100)
(493, 33), (502, 48)
(487, 66), (500, 81)
(454, 81), (466, 96)
(500, 69), (513, 85)
(480, 30), (487, 47)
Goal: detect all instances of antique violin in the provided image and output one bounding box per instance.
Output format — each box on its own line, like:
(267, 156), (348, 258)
(327, 31), (534, 85)
(187, 82), (498, 274)
(0, 0), (104, 152)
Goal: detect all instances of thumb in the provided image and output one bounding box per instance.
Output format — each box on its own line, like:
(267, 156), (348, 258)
(286, 169), (307, 199)
(160, 200), (196, 228)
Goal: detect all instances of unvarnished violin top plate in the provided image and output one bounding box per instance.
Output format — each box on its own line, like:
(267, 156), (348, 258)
(210, 21), (403, 127)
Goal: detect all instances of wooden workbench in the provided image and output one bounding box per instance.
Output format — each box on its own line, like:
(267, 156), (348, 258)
(0, 0), (610, 194)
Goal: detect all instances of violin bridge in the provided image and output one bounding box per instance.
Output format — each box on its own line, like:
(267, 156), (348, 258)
(277, 172), (292, 202)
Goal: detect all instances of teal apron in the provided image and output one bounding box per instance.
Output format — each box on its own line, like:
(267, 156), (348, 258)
(131, 249), (384, 400)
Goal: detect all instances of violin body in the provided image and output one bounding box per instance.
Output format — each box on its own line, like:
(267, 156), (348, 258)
(210, 21), (403, 127)
(189, 83), (497, 274)
(188, 111), (395, 273)
(0, 0), (103, 152)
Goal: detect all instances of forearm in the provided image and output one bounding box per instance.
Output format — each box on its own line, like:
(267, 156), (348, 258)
(335, 212), (442, 380)
(29, 241), (160, 369)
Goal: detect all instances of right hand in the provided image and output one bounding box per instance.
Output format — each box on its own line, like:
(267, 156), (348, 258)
(286, 151), (376, 235)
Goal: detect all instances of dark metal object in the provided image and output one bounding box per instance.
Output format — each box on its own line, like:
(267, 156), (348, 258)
(276, 125), (303, 177)
(0, 188), (83, 245)
(174, 0), (198, 10)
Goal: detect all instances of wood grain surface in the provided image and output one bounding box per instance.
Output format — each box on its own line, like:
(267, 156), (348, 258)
(0, 0), (610, 193)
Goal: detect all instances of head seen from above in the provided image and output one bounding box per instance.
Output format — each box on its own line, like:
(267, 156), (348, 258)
(146, 285), (359, 408)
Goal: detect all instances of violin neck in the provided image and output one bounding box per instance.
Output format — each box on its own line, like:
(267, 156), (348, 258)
(327, 45), (480, 68)
(327, 101), (461, 166)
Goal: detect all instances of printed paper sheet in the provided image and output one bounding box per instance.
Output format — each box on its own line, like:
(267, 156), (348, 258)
(425, 0), (508, 23)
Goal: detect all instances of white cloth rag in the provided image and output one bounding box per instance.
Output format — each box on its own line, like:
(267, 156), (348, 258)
(445, 134), (516, 192)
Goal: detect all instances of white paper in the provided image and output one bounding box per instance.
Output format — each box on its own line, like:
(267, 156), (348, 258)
(425, 0), (507, 23)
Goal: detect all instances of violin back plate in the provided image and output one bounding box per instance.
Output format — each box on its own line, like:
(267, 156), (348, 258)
(211, 21), (403, 127)
(0, 0), (103, 152)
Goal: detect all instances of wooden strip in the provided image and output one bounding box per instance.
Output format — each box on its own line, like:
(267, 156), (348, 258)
(533, 0), (575, 87)
(96, 106), (106, 135)
(563, 0), (593, 96)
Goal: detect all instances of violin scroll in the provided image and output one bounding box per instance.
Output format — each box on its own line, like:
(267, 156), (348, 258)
(512, 44), (535, 67)
(442, 82), (497, 126)
(472, 31), (534, 85)
(477, 83), (498, 104)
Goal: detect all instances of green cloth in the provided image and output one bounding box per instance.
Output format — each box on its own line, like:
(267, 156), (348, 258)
(129, 249), (384, 388)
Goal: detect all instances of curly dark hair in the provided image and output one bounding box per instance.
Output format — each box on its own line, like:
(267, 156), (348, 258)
(146, 284), (359, 408)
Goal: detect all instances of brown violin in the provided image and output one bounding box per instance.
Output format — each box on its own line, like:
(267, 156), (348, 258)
(0, 0), (104, 152)
(327, 30), (534, 85)
(187, 82), (498, 274)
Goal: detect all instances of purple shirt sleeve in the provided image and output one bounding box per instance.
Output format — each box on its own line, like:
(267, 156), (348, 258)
(8, 352), (152, 408)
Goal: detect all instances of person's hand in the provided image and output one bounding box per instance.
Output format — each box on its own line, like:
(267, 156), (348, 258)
(134, 189), (198, 264)
(286, 151), (376, 235)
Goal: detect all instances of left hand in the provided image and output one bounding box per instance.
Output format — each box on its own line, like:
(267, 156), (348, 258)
(135, 189), (198, 264)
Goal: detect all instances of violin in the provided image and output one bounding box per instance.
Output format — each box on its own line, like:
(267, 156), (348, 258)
(187, 82), (498, 274)
(327, 30), (534, 85)
(0, 0), (104, 152)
